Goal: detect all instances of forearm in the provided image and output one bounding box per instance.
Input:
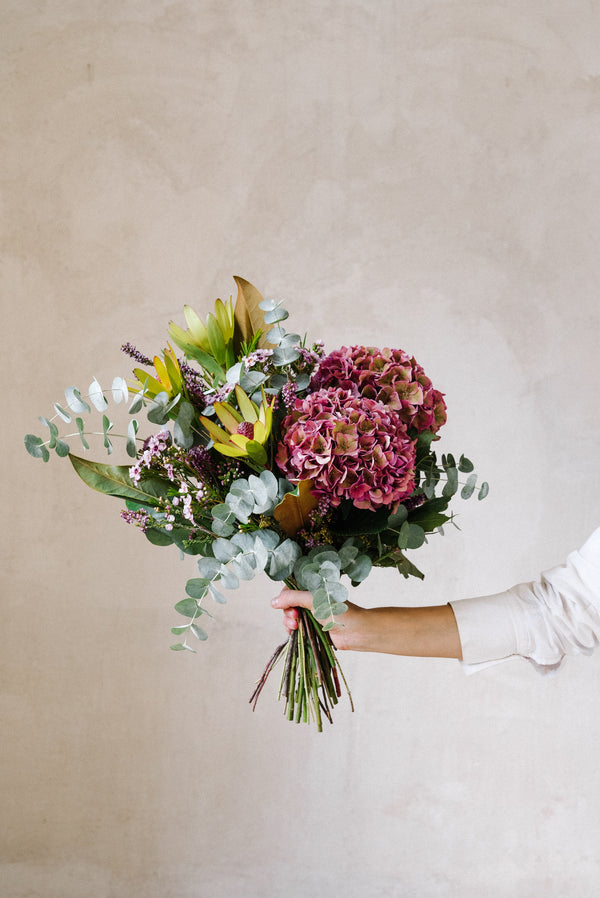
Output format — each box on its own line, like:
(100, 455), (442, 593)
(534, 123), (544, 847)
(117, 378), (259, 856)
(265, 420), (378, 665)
(335, 603), (463, 659)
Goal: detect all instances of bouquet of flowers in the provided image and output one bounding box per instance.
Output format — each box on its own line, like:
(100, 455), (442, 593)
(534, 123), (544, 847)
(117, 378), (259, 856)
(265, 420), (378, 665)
(25, 277), (488, 730)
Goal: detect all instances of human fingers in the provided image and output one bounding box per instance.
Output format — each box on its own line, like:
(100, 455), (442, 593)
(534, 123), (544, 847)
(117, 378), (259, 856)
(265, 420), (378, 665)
(282, 608), (299, 632)
(271, 588), (314, 613)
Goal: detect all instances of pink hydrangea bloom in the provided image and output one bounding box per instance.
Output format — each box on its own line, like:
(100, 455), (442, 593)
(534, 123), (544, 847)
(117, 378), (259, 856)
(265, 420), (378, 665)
(275, 389), (416, 512)
(311, 345), (447, 434)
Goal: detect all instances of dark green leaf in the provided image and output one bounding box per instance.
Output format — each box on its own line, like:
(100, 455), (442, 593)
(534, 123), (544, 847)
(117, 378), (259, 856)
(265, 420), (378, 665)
(458, 455), (474, 473)
(478, 481), (489, 500)
(397, 521), (426, 550)
(68, 454), (169, 502)
(145, 528), (173, 546)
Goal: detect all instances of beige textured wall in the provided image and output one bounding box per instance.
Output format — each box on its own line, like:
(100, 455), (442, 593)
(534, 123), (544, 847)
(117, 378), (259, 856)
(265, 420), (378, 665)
(4, 2), (600, 896)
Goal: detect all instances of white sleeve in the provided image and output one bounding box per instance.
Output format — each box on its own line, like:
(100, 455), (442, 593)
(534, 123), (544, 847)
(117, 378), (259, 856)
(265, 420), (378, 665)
(450, 527), (600, 674)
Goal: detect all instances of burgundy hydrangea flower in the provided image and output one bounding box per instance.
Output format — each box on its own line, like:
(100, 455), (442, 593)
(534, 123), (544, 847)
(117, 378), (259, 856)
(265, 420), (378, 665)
(311, 345), (447, 434)
(275, 388), (416, 512)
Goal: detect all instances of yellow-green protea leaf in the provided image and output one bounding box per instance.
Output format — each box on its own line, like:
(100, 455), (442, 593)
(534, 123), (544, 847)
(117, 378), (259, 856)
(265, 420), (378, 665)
(153, 356), (171, 391)
(214, 297), (234, 342)
(229, 433), (250, 450)
(213, 442), (248, 458)
(163, 345), (182, 392)
(235, 385), (259, 423)
(214, 401), (243, 434)
(244, 440), (268, 465)
(206, 312), (227, 365)
(199, 415), (234, 445)
(168, 321), (195, 352)
(184, 305), (211, 350)
(132, 368), (164, 397)
(253, 421), (268, 443)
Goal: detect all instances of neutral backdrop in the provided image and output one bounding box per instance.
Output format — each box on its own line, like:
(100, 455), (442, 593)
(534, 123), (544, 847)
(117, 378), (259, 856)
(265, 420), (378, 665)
(3, 1), (600, 896)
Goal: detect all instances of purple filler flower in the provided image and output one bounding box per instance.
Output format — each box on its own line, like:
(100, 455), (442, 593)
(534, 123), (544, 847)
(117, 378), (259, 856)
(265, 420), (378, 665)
(275, 388), (416, 512)
(311, 345), (447, 434)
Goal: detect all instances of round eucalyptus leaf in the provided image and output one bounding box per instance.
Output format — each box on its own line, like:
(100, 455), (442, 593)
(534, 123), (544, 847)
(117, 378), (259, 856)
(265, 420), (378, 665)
(461, 472), (477, 500)
(185, 578), (210, 600)
(24, 434), (49, 461)
(397, 521), (426, 550)
(478, 481), (490, 500)
(53, 402), (72, 423)
(112, 376), (129, 404)
(54, 439), (70, 457)
(89, 378), (108, 412)
(65, 387), (90, 414)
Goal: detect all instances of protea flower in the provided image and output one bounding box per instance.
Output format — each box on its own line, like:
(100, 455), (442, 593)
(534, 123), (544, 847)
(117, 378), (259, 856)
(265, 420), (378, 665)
(200, 385), (275, 465)
(132, 344), (182, 400)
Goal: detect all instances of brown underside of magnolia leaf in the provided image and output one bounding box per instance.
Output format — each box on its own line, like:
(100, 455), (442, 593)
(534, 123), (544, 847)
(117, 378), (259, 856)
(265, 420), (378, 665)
(273, 479), (319, 537)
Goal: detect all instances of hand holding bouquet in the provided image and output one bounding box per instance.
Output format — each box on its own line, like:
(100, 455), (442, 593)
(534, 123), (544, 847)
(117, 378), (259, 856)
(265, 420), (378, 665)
(26, 277), (487, 730)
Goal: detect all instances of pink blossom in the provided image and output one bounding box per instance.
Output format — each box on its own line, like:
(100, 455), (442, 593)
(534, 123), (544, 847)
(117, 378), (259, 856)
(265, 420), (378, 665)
(311, 345), (447, 434)
(275, 389), (416, 512)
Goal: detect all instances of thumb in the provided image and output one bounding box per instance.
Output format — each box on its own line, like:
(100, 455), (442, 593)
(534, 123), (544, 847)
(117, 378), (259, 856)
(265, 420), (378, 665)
(271, 588), (313, 612)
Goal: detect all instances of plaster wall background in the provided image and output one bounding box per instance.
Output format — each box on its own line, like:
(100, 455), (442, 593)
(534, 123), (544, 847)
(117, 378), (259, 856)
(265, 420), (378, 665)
(3, 1), (600, 895)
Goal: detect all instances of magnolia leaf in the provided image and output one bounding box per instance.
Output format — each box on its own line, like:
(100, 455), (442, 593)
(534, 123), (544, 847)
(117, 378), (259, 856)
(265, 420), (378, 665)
(232, 276), (273, 351)
(89, 378), (108, 412)
(273, 479), (318, 537)
(68, 454), (168, 502)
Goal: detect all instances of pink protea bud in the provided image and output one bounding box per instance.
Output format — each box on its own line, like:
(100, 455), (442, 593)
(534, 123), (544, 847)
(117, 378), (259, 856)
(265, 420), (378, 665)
(236, 421), (255, 439)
